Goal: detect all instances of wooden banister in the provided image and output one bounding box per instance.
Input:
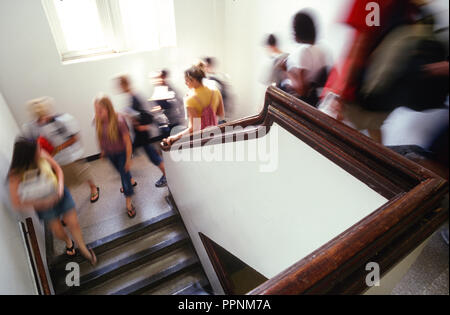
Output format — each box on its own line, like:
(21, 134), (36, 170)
(162, 86), (449, 295)
(25, 218), (51, 295)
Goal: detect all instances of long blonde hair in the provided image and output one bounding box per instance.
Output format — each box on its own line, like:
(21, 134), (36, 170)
(95, 95), (120, 143)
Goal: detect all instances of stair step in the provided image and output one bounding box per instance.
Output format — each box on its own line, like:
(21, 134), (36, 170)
(174, 281), (212, 296)
(80, 247), (198, 295)
(141, 269), (209, 295)
(49, 210), (179, 270)
(54, 225), (189, 295)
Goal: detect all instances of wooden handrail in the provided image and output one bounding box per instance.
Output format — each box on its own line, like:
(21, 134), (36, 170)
(25, 218), (51, 295)
(162, 86), (449, 295)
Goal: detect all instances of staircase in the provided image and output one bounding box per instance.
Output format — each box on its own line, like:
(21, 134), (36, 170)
(48, 199), (212, 295)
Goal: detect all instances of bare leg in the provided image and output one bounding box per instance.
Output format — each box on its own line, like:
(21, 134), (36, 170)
(48, 219), (73, 254)
(62, 210), (95, 263)
(158, 162), (166, 176)
(87, 180), (97, 194)
(368, 129), (383, 144)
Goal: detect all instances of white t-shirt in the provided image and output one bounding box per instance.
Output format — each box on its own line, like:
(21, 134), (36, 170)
(286, 43), (330, 84)
(23, 114), (83, 166)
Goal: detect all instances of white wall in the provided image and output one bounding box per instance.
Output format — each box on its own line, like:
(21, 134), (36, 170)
(163, 125), (387, 294)
(0, 92), (39, 295)
(0, 0), (226, 158)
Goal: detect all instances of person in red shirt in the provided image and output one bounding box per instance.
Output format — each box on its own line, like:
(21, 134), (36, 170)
(322, 0), (420, 143)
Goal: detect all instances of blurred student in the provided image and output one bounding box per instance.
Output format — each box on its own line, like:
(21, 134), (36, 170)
(164, 65), (225, 145)
(94, 95), (137, 218)
(117, 75), (167, 188)
(281, 10), (331, 107)
(261, 34), (289, 88)
(8, 137), (96, 264)
(23, 97), (100, 203)
(150, 69), (185, 128)
(199, 57), (233, 121)
(320, 0), (431, 143)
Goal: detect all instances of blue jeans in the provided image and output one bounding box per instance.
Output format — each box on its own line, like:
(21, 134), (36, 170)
(143, 144), (162, 166)
(108, 152), (134, 197)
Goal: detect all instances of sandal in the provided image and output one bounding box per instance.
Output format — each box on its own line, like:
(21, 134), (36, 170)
(65, 240), (76, 258)
(90, 187), (100, 203)
(120, 181), (137, 193)
(127, 204), (137, 219)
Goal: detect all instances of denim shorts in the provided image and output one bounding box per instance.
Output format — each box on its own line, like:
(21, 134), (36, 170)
(36, 187), (75, 222)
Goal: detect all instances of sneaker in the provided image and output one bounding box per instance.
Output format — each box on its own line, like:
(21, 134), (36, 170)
(155, 175), (167, 188)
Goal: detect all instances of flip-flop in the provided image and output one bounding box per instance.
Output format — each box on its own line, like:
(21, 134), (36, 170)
(127, 204), (137, 219)
(65, 240), (76, 258)
(90, 187), (100, 203)
(120, 182), (137, 193)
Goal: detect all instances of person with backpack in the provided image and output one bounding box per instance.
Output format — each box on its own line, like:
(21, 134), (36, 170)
(7, 137), (97, 264)
(319, 0), (437, 144)
(117, 75), (167, 188)
(163, 65), (225, 146)
(280, 10), (331, 107)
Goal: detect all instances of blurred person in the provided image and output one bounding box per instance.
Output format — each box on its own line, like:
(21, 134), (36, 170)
(94, 95), (137, 218)
(117, 75), (167, 188)
(8, 137), (97, 264)
(281, 10), (331, 107)
(200, 57), (233, 121)
(163, 65), (225, 145)
(22, 97), (100, 204)
(320, 0), (430, 143)
(261, 34), (289, 88)
(150, 69), (185, 128)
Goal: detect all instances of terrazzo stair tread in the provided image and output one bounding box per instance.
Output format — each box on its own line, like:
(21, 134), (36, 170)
(174, 282), (212, 296)
(51, 222), (187, 293)
(49, 209), (179, 269)
(141, 269), (209, 295)
(56, 229), (190, 295)
(80, 246), (198, 295)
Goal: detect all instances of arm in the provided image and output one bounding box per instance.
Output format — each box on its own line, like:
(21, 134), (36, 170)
(164, 107), (197, 145)
(41, 150), (64, 197)
(8, 175), (57, 210)
(52, 135), (78, 156)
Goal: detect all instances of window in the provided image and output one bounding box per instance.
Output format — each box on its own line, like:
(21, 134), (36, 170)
(42, 0), (177, 61)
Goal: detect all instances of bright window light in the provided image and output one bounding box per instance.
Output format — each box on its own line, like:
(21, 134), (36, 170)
(42, 0), (177, 61)
(53, 0), (108, 52)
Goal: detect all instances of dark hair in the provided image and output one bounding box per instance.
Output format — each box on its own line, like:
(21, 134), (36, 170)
(293, 11), (316, 44)
(202, 57), (216, 67)
(8, 137), (38, 176)
(185, 65), (206, 83)
(266, 34), (277, 47)
(161, 69), (169, 78)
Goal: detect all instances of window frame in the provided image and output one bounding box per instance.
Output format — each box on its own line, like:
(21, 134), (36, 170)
(41, 0), (175, 62)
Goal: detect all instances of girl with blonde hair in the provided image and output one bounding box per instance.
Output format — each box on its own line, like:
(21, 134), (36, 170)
(94, 95), (136, 218)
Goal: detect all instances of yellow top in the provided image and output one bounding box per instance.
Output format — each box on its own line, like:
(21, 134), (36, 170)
(185, 86), (221, 116)
(36, 158), (58, 188)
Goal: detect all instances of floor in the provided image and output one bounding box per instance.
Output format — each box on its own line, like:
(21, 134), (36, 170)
(391, 223), (449, 295)
(53, 145), (170, 255)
